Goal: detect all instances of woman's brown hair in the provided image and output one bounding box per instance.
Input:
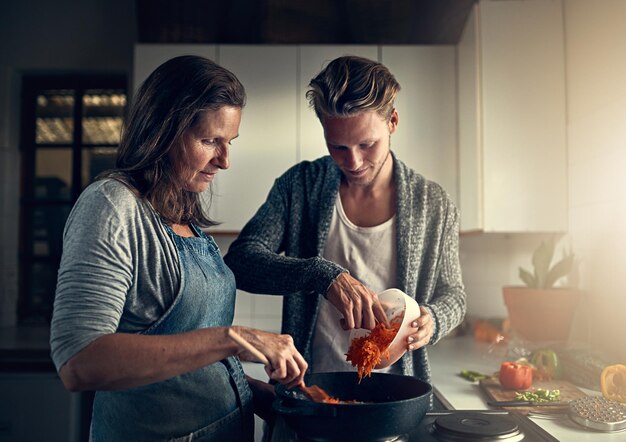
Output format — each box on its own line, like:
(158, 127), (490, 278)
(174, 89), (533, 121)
(102, 55), (246, 227)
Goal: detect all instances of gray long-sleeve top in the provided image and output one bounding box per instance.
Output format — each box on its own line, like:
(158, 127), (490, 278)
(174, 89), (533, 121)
(50, 179), (181, 372)
(224, 154), (466, 383)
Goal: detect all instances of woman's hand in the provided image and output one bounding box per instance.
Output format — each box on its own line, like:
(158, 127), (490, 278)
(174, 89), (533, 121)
(325, 272), (389, 330)
(235, 327), (307, 389)
(404, 306), (433, 351)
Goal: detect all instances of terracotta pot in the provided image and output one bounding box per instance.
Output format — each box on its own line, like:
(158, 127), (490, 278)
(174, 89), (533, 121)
(502, 286), (580, 343)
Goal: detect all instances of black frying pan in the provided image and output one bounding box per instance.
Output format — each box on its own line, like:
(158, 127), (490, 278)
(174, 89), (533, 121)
(273, 371), (432, 441)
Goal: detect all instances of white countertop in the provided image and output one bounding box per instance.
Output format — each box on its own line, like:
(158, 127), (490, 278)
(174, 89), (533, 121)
(429, 336), (626, 441)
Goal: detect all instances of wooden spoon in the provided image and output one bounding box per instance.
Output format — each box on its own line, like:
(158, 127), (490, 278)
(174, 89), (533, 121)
(299, 384), (338, 403)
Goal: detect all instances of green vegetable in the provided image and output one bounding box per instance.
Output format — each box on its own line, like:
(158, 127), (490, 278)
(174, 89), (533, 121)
(531, 349), (563, 379)
(459, 370), (491, 382)
(514, 388), (561, 402)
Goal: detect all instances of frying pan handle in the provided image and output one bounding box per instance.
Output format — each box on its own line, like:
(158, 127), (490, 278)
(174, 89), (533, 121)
(272, 399), (338, 417)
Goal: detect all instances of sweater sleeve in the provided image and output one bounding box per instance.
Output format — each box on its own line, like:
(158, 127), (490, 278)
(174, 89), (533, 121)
(224, 171), (345, 297)
(424, 203), (467, 344)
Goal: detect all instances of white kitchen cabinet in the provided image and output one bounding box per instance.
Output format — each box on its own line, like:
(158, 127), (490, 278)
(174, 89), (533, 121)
(215, 46), (298, 231)
(457, 0), (568, 232)
(383, 46), (458, 204)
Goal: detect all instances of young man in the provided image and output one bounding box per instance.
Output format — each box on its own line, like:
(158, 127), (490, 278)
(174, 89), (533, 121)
(224, 55), (466, 384)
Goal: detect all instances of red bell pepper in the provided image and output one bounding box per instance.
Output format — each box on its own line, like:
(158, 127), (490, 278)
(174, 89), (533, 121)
(499, 361), (533, 390)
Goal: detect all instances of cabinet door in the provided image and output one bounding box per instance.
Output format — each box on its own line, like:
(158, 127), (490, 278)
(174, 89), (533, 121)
(458, 0), (568, 233)
(298, 46), (378, 162)
(215, 45), (298, 231)
(481, 0), (567, 232)
(382, 46), (458, 204)
(133, 44), (218, 93)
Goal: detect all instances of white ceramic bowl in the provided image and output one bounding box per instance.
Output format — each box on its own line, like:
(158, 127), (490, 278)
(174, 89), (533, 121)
(349, 288), (421, 369)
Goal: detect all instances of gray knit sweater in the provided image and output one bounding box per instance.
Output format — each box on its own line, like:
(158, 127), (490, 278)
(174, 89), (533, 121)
(224, 154), (466, 384)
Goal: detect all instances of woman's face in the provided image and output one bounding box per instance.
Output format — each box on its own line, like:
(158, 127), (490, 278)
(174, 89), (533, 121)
(173, 106), (241, 193)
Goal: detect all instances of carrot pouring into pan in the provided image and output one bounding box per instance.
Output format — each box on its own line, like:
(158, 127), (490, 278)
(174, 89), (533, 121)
(345, 315), (402, 382)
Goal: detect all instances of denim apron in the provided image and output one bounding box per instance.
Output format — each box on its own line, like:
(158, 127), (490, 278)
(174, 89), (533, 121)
(91, 225), (254, 441)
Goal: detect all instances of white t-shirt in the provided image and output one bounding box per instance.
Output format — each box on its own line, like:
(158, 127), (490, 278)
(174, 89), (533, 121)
(311, 194), (397, 373)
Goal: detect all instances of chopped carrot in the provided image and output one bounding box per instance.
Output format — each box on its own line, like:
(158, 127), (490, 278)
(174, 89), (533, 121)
(345, 315), (403, 382)
(301, 384), (361, 404)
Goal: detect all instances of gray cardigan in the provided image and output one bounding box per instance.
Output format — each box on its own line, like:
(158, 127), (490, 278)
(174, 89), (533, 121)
(224, 154), (466, 384)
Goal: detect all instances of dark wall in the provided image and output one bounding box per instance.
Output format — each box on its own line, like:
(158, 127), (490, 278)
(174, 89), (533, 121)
(136, 0), (475, 45)
(0, 0), (136, 146)
(0, 0), (137, 327)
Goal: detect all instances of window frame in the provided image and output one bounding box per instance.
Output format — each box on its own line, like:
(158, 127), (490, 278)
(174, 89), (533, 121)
(18, 74), (127, 324)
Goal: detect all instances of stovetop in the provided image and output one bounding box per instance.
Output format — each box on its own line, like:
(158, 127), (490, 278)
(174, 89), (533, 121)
(279, 410), (559, 442)
(404, 410), (559, 441)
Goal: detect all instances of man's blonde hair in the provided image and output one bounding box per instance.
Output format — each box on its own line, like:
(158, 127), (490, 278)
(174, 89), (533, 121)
(306, 55), (400, 121)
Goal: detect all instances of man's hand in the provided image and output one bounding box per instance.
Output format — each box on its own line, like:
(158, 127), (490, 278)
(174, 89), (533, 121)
(325, 273), (389, 330)
(404, 306), (433, 351)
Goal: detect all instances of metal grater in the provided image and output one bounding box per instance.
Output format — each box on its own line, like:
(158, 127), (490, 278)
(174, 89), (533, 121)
(569, 396), (626, 432)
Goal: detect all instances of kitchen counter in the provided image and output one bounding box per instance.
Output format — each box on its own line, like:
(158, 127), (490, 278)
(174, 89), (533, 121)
(429, 336), (625, 440)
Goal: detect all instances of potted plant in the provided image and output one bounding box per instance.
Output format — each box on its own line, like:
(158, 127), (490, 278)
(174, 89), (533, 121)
(502, 237), (581, 343)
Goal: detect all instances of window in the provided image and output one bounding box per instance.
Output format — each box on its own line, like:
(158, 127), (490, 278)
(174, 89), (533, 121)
(19, 75), (127, 323)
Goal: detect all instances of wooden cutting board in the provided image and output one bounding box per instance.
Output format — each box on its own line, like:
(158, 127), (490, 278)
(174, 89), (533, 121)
(479, 378), (588, 415)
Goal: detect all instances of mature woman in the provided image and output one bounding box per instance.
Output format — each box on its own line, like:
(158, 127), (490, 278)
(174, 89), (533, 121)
(50, 55), (307, 441)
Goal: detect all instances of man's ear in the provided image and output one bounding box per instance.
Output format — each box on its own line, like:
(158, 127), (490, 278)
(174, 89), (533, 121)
(388, 108), (399, 134)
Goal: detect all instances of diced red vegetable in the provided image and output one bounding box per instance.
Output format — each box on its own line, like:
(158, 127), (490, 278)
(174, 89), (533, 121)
(499, 361), (533, 390)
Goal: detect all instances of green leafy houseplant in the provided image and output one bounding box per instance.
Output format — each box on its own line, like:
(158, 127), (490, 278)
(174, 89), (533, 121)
(518, 237), (578, 289)
(503, 238), (581, 343)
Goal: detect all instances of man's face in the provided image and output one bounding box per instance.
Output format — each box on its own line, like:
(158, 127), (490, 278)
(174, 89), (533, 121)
(321, 110), (398, 187)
